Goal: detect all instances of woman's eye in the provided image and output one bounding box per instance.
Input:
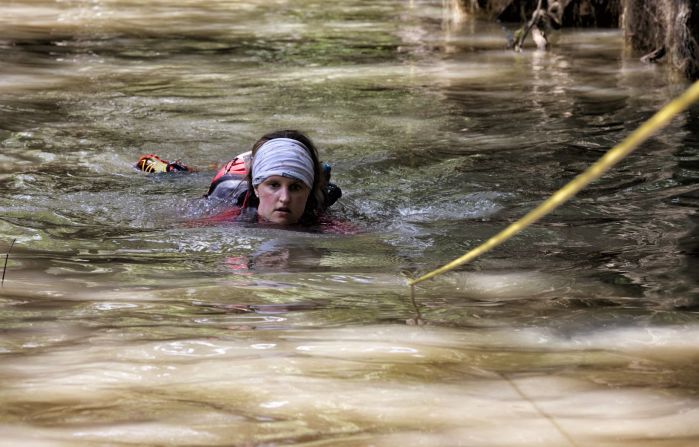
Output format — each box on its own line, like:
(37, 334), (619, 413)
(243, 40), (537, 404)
(290, 184), (302, 192)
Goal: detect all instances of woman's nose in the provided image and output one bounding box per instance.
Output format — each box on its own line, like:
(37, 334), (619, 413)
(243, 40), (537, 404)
(278, 186), (291, 203)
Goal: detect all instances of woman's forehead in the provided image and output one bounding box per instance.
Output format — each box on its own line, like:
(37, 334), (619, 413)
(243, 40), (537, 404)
(261, 175), (306, 185)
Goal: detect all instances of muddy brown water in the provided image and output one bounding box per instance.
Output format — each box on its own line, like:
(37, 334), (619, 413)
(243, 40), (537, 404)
(1, 1), (698, 445)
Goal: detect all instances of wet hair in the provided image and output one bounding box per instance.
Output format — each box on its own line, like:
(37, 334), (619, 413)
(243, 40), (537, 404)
(244, 130), (328, 225)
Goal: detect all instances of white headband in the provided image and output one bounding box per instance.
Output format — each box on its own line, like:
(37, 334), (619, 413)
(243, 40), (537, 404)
(252, 138), (315, 189)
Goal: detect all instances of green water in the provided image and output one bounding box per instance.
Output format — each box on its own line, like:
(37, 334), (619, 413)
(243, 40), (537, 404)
(1, 1), (698, 445)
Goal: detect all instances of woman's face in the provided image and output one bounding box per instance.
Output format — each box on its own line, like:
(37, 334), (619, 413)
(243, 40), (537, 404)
(255, 175), (310, 225)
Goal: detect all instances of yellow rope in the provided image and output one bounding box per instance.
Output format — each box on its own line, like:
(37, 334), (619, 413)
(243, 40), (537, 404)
(409, 80), (699, 286)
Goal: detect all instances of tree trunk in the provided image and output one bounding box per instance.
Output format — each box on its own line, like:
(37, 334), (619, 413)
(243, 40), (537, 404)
(623, 0), (699, 80)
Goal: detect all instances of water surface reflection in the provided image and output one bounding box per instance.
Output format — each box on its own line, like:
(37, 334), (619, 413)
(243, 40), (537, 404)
(1, 0), (698, 445)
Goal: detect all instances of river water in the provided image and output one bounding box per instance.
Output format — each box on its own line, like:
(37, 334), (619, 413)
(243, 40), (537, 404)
(1, 1), (698, 445)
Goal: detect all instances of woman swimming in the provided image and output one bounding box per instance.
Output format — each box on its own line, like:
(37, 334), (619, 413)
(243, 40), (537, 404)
(137, 130), (342, 227)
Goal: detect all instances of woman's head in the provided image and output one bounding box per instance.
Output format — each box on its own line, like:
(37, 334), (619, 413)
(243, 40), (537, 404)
(245, 130), (327, 225)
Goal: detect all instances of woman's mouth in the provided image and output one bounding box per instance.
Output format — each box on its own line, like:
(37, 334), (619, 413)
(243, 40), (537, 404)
(274, 207), (291, 214)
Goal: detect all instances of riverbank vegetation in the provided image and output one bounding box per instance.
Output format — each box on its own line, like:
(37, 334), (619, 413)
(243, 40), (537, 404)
(449, 0), (699, 79)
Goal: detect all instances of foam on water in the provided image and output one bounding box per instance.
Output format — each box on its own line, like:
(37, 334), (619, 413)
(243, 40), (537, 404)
(1, 0), (697, 445)
(0, 324), (697, 445)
